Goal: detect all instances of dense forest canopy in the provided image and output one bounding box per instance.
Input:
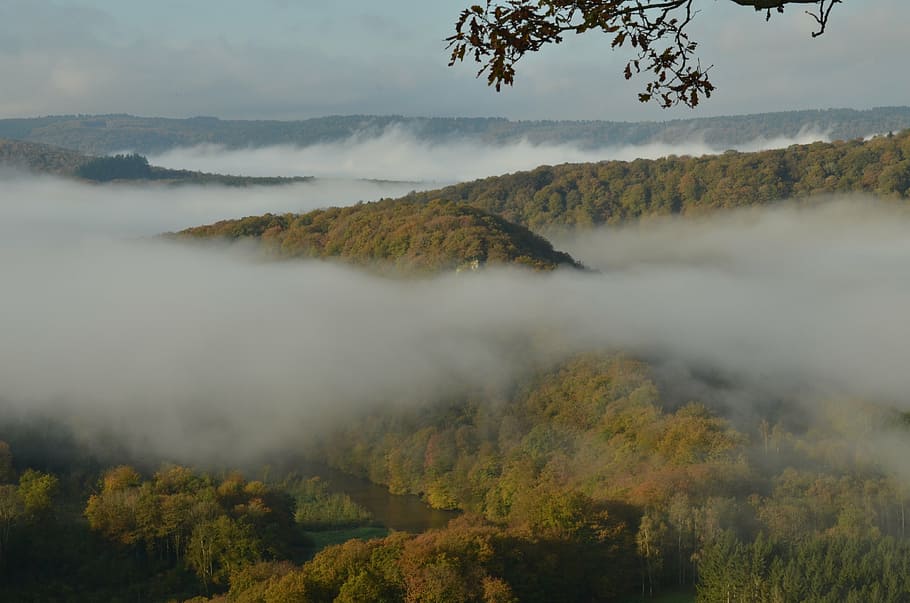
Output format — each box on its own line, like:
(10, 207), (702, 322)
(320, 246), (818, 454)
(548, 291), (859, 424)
(404, 129), (910, 231)
(5, 348), (910, 601)
(76, 153), (153, 181)
(174, 198), (580, 273)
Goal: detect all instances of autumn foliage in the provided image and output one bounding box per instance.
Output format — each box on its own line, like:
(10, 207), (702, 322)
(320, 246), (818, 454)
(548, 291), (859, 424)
(175, 198), (579, 273)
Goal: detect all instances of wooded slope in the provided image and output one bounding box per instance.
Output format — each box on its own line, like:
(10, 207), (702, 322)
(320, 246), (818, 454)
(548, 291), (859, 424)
(405, 131), (910, 230)
(176, 198), (579, 272)
(0, 138), (89, 175)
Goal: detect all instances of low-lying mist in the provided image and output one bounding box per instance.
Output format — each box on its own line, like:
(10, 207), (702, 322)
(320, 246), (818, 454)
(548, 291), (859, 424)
(146, 126), (829, 182)
(2, 174), (909, 471)
(0, 170), (420, 239)
(555, 200), (910, 401)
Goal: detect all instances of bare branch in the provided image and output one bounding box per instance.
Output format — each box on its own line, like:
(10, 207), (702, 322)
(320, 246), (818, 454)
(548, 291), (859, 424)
(729, 0), (820, 7)
(806, 0), (841, 37)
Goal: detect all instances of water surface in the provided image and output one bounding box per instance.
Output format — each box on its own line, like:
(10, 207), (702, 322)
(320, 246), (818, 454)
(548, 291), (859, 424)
(299, 462), (458, 532)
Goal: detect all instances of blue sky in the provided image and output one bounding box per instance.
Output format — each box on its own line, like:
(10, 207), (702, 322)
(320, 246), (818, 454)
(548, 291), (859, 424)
(0, 0), (905, 121)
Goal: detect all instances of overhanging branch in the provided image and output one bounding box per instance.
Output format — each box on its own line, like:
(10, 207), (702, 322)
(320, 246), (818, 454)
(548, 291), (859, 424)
(447, 0), (843, 108)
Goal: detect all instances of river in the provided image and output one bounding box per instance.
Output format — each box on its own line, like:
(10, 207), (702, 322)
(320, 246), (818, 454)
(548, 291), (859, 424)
(298, 463), (459, 533)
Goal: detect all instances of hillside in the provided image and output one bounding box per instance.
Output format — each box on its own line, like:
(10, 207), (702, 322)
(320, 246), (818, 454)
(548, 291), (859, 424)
(291, 351), (910, 603)
(2, 107), (909, 154)
(0, 138), (89, 175)
(403, 129), (910, 230)
(0, 138), (310, 186)
(174, 198), (579, 272)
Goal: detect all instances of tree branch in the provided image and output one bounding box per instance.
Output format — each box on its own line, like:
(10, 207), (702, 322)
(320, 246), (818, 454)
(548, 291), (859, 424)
(447, 0), (842, 108)
(806, 0), (841, 37)
(730, 0), (821, 7)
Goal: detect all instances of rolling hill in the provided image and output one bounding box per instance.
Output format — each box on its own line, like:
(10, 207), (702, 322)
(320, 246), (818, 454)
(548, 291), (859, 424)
(402, 129), (910, 230)
(174, 198), (580, 272)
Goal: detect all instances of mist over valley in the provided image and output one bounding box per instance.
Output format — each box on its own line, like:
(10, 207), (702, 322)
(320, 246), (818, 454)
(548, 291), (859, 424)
(144, 125), (833, 183)
(5, 121), (910, 602)
(3, 4), (910, 597)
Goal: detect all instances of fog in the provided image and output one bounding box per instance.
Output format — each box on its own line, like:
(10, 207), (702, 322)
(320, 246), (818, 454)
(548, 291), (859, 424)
(2, 173), (909, 467)
(146, 126), (829, 183)
(554, 200), (910, 404)
(0, 170), (420, 239)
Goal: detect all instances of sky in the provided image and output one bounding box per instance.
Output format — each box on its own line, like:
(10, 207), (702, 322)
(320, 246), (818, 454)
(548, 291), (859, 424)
(0, 0), (906, 122)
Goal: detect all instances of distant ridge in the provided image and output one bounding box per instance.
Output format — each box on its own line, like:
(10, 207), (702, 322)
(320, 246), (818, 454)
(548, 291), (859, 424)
(1, 107), (909, 155)
(0, 137), (309, 186)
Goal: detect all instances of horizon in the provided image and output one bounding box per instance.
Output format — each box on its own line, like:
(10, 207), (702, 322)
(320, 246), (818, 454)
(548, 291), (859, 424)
(5, 104), (910, 125)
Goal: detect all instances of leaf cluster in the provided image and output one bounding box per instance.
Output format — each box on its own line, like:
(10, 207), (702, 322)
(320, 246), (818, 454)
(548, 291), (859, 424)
(448, 0), (715, 107)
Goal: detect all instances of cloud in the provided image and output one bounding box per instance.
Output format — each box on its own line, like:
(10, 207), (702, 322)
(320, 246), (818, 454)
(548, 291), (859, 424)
(146, 127), (829, 183)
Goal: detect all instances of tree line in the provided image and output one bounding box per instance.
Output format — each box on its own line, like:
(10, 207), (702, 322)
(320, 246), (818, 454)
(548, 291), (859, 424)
(74, 152), (311, 185)
(405, 130), (910, 231)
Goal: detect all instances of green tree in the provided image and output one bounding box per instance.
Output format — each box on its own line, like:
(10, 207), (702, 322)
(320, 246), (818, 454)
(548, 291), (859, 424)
(76, 152), (152, 181)
(17, 469), (58, 518)
(0, 484), (22, 563)
(187, 516), (263, 588)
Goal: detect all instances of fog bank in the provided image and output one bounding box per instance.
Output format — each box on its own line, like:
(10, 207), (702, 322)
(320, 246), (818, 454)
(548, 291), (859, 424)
(146, 127), (829, 182)
(2, 177), (909, 466)
(0, 170), (420, 239)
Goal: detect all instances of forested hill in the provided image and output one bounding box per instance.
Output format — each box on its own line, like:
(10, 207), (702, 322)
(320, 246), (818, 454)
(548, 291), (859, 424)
(0, 138), (309, 186)
(402, 130), (910, 231)
(0, 138), (89, 175)
(2, 106), (909, 154)
(175, 198), (579, 272)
